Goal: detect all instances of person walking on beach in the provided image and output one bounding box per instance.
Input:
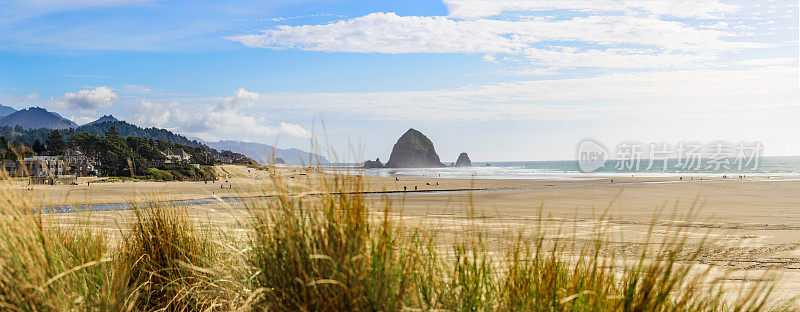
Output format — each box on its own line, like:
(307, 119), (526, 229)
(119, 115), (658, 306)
(404, 186), (407, 191)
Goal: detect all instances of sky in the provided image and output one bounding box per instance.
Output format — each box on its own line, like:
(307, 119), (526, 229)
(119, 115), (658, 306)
(0, 0), (797, 162)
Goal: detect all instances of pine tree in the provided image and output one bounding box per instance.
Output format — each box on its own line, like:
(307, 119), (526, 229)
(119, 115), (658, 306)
(46, 129), (67, 156)
(0, 136), (7, 160)
(32, 139), (46, 155)
(105, 126), (119, 137)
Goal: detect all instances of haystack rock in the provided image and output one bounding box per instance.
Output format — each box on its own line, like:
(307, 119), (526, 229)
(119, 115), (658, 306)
(363, 158), (384, 169)
(385, 129), (445, 168)
(455, 152), (472, 167)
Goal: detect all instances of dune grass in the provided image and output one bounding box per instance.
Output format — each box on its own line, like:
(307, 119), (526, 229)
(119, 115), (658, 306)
(118, 203), (225, 311)
(0, 169), (794, 311)
(0, 178), (120, 311)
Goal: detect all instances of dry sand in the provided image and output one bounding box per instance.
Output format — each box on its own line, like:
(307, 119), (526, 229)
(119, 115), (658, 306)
(28, 164), (800, 303)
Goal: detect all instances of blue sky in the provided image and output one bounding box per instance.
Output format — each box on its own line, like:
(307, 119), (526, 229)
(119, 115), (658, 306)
(0, 0), (798, 161)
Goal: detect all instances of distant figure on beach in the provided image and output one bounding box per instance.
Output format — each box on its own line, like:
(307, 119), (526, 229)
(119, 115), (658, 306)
(414, 186), (417, 190)
(404, 186), (407, 191)
(395, 177), (399, 181)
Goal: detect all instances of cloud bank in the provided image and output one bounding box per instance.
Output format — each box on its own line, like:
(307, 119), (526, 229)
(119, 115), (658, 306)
(229, 0), (770, 71)
(130, 88), (311, 141)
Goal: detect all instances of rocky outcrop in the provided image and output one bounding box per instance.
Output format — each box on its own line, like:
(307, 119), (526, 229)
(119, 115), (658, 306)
(455, 152), (472, 167)
(275, 157), (286, 164)
(363, 158), (384, 169)
(385, 129), (445, 168)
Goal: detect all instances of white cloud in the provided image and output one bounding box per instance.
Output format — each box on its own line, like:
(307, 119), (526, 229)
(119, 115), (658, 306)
(70, 116), (97, 125)
(60, 86), (117, 110)
(0, 92), (39, 109)
(230, 11), (766, 70)
(278, 122), (312, 138)
(223, 87), (260, 109)
(129, 88), (311, 141)
(232, 13), (745, 53)
(132, 99), (173, 127)
(443, 0), (739, 19)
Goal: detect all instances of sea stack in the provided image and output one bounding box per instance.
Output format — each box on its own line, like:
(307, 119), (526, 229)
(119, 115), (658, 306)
(363, 158), (384, 168)
(385, 129), (445, 168)
(455, 152), (472, 167)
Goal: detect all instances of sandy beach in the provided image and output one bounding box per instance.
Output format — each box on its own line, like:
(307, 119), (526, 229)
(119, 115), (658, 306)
(27, 164), (800, 302)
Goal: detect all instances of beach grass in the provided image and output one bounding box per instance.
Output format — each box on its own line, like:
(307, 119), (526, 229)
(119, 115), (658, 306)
(0, 168), (794, 311)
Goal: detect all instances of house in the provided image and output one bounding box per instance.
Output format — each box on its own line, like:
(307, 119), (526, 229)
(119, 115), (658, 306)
(152, 148), (197, 168)
(163, 148), (191, 163)
(22, 156), (63, 177)
(2, 156), (64, 179)
(217, 150), (250, 164)
(2, 161), (18, 177)
(63, 150), (98, 176)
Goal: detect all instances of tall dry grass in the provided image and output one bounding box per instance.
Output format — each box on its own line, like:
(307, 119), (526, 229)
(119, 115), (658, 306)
(0, 167), (794, 311)
(118, 203), (228, 311)
(0, 175), (123, 311)
(245, 176), (418, 311)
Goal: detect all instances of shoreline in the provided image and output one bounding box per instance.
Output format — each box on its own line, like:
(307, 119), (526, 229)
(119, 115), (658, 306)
(11, 165), (740, 207)
(34, 177), (737, 212)
(9, 164), (795, 207)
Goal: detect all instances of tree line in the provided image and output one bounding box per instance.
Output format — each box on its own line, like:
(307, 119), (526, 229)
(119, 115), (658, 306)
(1, 126), (217, 180)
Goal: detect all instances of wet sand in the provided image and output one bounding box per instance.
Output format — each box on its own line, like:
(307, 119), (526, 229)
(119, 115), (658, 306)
(15, 164), (714, 206)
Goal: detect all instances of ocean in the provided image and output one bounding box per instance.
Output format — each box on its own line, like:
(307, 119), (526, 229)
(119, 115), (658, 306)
(330, 156), (800, 180)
